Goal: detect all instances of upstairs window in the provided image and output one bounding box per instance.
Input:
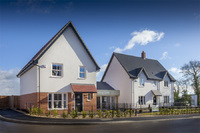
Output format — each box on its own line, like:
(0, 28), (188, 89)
(79, 66), (86, 78)
(52, 64), (62, 77)
(139, 78), (144, 86)
(164, 81), (168, 87)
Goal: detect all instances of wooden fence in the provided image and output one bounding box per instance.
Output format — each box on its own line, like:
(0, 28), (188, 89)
(0, 95), (19, 109)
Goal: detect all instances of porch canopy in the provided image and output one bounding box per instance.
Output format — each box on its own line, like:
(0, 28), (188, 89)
(97, 82), (120, 96)
(151, 90), (162, 96)
(71, 83), (97, 93)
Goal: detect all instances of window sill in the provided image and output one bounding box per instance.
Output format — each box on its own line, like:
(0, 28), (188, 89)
(138, 86), (145, 88)
(48, 108), (68, 110)
(87, 100), (91, 102)
(50, 76), (63, 78)
(78, 77), (86, 80)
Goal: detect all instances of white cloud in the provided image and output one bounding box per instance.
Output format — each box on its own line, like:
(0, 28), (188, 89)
(0, 68), (20, 95)
(168, 67), (183, 80)
(174, 43), (181, 47)
(160, 51), (171, 60)
(114, 30), (164, 53)
(168, 67), (181, 74)
(96, 64), (108, 81)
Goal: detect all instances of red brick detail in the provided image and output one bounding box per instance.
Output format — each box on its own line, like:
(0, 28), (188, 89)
(83, 93), (96, 112)
(68, 92), (75, 112)
(71, 84), (97, 93)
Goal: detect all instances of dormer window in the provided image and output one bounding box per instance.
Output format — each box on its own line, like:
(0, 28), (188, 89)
(52, 64), (62, 77)
(164, 81), (168, 87)
(139, 78), (144, 86)
(79, 66), (86, 79)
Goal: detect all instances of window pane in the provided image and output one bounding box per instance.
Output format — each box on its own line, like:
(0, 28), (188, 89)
(49, 94), (52, 100)
(64, 94), (66, 100)
(80, 73), (85, 78)
(58, 94), (62, 100)
(58, 101), (62, 108)
(53, 65), (56, 69)
(88, 93), (91, 100)
(48, 102), (52, 108)
(80, 67), (85, 72)
(57, 71), (61, 76)
(54, 101), (57, 108)
(54, 94), (57, 100)
(64, 102), (66, 108)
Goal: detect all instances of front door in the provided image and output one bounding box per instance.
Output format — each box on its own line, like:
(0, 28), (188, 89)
(153, 96), (157, 105)
(75, 93), (82, 112)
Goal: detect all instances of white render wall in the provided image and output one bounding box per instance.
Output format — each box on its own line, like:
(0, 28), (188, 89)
(102, 56), (132, 103)
(21, 26), (97, 94)
(20, 66), (37, 95)
(159, 74), (173, 103)
(134, 72), (158, 106)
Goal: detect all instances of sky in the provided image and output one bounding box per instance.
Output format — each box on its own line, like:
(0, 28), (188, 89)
(0, 0), (200, 95)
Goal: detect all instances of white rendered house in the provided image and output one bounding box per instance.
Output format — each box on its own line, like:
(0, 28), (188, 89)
(17, 21), (100, 112)
(101, 52), (176, 108)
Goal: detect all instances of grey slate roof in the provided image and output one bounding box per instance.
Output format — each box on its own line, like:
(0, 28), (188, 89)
(97, 82), (115, 90)
(102, 53), (176, 82)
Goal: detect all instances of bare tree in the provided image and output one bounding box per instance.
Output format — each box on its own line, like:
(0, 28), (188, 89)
(181, 61), (200, 105)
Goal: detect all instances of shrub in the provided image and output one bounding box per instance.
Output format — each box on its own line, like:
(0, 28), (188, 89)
(129, 109), (133, 117)
(124, 110), (128, 117)
(81, 111), (87, 118)
(70, 110), (78, 119)
(28, 107), (33, 115)
(53, 109), (58, 117)
(89, 111), (94, 118)
(38, 108), (44, 116)
(46, 110), (51, 117)
(32, 107), (38, 115)
(159, 108), (163, 115)
(61, 110), (68, 119)
(97, 110), (102, 118)
(104, 110), (110, 118)
(110, 110), (115, 118)
(116, 110), (121, 118)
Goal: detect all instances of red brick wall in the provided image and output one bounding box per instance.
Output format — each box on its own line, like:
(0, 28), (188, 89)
(20, 92), (48, 110)
(83, 93), (96, 112)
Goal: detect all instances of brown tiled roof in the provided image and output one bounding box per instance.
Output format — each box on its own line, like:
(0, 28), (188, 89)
(71, 84), (97, 93)
(17, 21), (100, 77)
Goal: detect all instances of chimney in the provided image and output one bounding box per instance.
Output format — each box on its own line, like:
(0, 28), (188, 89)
(141, 51), (146, 59)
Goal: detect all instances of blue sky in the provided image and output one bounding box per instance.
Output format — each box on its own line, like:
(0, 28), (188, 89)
(0, 0), (200, 95)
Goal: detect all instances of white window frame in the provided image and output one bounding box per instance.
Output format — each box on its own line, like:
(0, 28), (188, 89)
(78, 66), (86, 79)
(48, 93), (68, 110)
(164, 96), (169, 103)
(51, 63), (63, 77)
(138, 96), (146, 105)
(139, 78), (145, 87)
(164, 80), (168, 87)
